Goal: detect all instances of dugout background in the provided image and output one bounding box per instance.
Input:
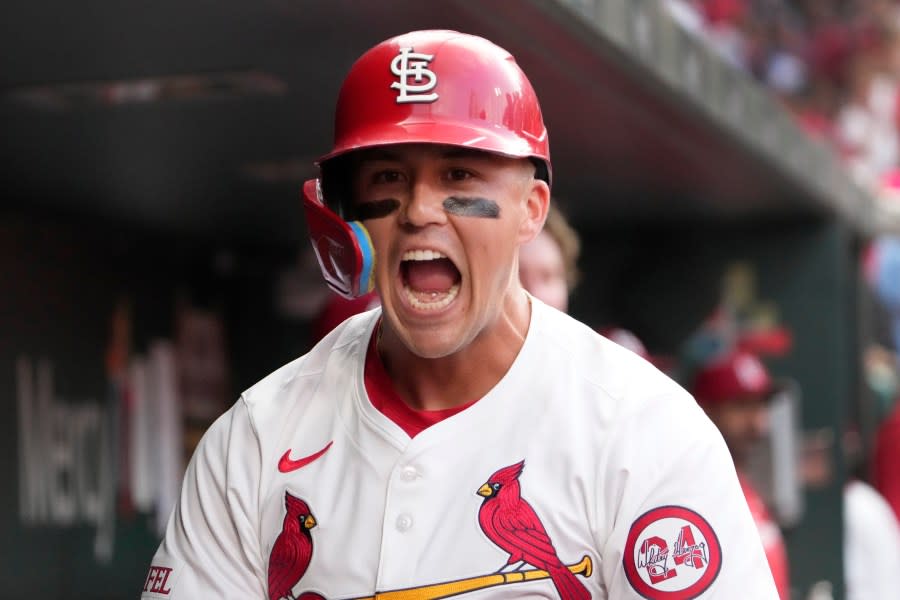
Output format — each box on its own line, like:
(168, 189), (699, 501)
(1, 0), (884, 597)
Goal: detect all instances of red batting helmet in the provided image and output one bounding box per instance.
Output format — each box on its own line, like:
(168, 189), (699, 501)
(321, 29), (550, 182)
(692, 350), (776, 405)
(303, 29), (550, 299)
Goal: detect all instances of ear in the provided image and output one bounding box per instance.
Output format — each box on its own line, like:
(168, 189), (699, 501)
(518, 178), (551, 244)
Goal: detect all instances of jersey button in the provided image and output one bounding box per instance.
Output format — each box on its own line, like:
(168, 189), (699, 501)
(395, 513), (414, 532)
(400, 466), (419, 482)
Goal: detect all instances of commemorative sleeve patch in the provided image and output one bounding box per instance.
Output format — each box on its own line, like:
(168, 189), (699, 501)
(623, 505), (721, 599)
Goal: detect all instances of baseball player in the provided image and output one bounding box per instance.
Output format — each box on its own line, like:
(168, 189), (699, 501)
(691, 350), (790, 599)
(142, 30), (779, 599)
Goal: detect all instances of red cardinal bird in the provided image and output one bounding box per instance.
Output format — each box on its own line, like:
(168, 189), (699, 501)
(477, 461), (590, 600)
(268, 493), (317, 600)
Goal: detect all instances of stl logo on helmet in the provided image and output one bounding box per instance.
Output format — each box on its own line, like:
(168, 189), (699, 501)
(623, 506), (722, 599)
(390, 47), (439, 104)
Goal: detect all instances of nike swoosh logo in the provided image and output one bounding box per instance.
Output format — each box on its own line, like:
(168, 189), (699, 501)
(278, 441), (333, 473)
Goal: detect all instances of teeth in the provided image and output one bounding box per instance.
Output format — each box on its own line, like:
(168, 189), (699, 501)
(405, 283), (459, 310)
(399, 249), (458, 311)
(402, 249), (447, 261)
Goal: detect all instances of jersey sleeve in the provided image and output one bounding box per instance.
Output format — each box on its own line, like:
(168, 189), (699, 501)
(844, 481), (900, 600)
(140, 398), (266, 599)
(598, 391), (781, 599)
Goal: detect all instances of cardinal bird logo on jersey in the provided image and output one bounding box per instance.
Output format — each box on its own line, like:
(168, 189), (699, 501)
(477, 461), (591, 600)
(268, 493), (317, 600)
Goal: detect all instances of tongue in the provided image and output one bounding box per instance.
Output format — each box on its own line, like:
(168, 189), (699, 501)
(404, 258), (460, 292)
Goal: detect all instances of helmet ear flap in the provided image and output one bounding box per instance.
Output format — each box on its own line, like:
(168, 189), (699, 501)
(301, 179), (375, 299)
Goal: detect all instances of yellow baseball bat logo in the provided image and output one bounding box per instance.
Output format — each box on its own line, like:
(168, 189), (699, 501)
(353, 555), (593, 600)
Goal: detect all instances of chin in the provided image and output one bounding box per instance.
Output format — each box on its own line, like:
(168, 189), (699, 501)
(399, 328), (466, 360)
(405, 339), (458, 360)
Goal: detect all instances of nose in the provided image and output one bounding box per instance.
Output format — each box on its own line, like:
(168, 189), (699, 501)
(400, 178), (448, 228)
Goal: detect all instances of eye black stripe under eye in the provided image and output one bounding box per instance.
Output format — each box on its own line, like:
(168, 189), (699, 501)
(354, 199), (400, 220)
(443, 197), (500, 218)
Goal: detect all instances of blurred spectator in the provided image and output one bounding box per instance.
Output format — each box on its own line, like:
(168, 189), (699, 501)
(835, 23), (899, 186)
(806, 0), (854, 91)
(665, 0), (900, 190)
(766, 50), (808, 95)
(866, 344), (900, 421)
(665, 0), (706, 35)
(703, 0), (751, 68)
(691, 350), (791, 600)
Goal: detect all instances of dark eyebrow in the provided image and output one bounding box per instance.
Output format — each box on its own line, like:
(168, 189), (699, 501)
(354, 198), (400, 220)
(443, 196), (500, 218)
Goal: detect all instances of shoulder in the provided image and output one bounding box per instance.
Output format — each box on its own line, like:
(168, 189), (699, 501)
(846, 480), (900, 530)
(239, 307), (379, 421)
(530, 299), (702, 424)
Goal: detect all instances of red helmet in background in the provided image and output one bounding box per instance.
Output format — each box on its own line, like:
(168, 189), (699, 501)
(303, 29), (551, 299)
(692, 350), (776, 405)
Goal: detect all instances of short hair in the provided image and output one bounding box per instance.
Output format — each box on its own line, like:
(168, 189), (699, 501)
(542, 203), (581, 292)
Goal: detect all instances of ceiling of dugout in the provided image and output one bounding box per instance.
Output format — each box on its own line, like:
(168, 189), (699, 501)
(0, 0), (833, 245)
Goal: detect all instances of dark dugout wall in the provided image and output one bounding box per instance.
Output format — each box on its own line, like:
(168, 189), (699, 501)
(0, 214), (311, 598)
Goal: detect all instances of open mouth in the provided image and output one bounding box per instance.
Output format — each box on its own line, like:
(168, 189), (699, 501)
(400, 249), (461, 311)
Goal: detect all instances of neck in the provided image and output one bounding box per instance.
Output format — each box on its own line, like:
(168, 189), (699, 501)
(377, 290), (532, 411)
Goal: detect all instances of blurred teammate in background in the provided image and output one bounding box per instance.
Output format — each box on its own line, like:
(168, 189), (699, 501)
(870, 344), (900, 524)
(866, 231), (900, 523)
(517, 205), (668, 372)
(517, 203), (579, 313)
(691, 350), (790, 600)
(144, 29), (779, 599)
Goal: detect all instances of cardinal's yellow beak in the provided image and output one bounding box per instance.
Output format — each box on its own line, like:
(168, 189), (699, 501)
(305, 515), (317, 529)
(477, 483), (493, 498)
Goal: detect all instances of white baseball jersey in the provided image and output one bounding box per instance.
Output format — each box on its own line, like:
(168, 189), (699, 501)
(142, 299), (779, 599)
